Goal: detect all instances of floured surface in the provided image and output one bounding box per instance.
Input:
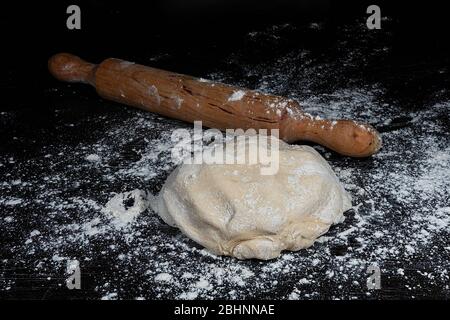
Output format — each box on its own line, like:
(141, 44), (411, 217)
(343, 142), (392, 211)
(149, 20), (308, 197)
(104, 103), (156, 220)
(1, 20), (449, 299)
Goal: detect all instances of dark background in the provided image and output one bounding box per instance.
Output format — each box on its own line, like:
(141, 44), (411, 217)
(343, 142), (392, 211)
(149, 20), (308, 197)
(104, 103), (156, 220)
(1, 0), (449, 108)
(1, 0), (449, 156)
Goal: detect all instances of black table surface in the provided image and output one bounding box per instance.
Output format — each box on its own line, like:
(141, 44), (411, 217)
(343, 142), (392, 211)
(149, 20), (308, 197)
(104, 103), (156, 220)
(1, 1), (449, 300)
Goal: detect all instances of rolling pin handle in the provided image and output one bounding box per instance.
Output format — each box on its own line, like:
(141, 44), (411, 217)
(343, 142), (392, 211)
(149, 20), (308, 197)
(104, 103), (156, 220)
(48, 53), (96, 85)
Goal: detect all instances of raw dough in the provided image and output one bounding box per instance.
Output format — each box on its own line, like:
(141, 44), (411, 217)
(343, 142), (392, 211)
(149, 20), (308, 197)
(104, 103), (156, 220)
(153, 136), (351, 260)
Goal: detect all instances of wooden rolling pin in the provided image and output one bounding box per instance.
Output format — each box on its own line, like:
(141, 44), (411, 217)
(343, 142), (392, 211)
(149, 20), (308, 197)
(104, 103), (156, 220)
(48, 53), (381, 157)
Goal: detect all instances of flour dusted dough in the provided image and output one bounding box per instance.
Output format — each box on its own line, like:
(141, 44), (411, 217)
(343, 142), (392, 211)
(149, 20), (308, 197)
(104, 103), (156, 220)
(154, 137), (351, 260)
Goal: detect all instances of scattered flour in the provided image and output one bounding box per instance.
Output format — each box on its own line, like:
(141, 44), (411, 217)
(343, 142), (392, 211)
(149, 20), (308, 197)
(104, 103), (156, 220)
(154, 273), (173, 282)
(85, 154), (101, 162)
(1, 21), (449, 300)
(101, 189), (151, 228)
(228, 90), (246, 102)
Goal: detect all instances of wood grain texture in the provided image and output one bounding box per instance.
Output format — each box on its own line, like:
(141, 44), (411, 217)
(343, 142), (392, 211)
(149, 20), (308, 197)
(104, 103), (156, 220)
(49, 53), (382, 157)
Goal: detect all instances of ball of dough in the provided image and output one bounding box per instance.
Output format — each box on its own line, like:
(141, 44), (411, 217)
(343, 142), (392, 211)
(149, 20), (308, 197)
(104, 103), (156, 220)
(153, 137), (351, 260)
